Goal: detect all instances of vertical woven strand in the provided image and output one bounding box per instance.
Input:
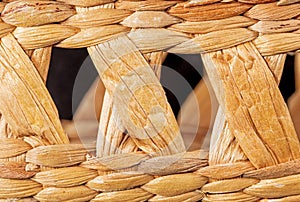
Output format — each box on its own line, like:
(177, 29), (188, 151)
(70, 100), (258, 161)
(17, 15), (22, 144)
(0, 46), (52, 140)
(0, 34), (69, 145)
(202, 42), (300, 169)
(30, 47), (52, 84)
(76, 3), (138, 157)
(208, 53), (287, 166)
(88, 35), (186, 156)
(96, 51), (167, 157)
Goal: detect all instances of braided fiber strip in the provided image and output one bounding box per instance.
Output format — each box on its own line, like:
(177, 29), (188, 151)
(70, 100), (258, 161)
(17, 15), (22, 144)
(0, 0), (299, 201)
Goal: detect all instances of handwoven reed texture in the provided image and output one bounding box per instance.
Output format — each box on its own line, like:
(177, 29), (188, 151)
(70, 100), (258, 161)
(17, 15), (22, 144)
(0, 0), (299, 201)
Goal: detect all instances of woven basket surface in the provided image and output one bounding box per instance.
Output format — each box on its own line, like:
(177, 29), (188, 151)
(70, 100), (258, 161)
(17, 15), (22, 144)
(0, 0), (299, 201)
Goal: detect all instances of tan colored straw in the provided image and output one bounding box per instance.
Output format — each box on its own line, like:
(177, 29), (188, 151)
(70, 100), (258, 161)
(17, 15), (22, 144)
(0, 0), (299, 201)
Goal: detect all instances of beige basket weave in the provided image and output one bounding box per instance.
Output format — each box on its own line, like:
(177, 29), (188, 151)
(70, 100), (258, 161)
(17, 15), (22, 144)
(0, 0), (300, 201)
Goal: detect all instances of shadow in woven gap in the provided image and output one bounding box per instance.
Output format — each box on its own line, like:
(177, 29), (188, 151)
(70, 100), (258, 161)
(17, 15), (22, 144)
(162, 53), (203, 117)
(280, 54), (296, 102)
(47, 48), (89, 120)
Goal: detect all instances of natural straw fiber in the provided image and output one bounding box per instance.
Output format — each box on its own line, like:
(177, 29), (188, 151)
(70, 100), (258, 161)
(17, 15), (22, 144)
(0, 0), (299, 201)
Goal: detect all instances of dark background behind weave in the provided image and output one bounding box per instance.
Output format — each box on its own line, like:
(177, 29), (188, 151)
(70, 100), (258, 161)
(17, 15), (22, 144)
(47, 48), (295, 120)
